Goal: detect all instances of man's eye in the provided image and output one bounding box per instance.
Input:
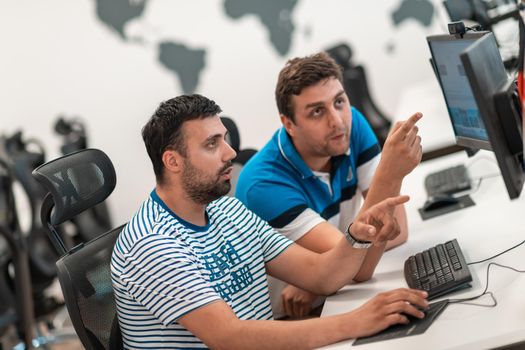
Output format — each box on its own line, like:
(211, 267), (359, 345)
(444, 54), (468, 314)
(311, 108), (323, 117)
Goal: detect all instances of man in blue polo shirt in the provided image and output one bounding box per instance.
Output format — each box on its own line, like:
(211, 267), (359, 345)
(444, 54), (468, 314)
(236, 52), (423, 319)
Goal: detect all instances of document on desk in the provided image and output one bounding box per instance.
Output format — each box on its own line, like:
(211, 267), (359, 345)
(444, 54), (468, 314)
(353, 299), (449, 346)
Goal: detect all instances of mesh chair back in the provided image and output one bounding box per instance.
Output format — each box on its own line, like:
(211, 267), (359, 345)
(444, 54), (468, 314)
(57, 226), (123, 350)
(32, 149), (116, 226)
(32, 148), (122, 349)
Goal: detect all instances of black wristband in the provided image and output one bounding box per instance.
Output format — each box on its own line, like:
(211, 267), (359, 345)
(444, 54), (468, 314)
(345, 223), (372, 249)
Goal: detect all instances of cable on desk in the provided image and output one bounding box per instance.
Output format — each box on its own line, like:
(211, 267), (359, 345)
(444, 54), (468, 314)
(449, 262), (525, 308)
(467, 238), (525, 265)
(467, 173), (502, 195)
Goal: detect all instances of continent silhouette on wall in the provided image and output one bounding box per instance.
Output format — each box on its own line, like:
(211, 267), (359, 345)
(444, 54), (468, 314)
(224, 0), (299, 56)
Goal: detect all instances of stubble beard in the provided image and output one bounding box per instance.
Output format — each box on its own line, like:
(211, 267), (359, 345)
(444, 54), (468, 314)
(181, 158), (232, 205)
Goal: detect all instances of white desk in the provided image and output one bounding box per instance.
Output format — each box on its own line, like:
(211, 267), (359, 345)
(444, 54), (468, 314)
(320, 151), (525, 349)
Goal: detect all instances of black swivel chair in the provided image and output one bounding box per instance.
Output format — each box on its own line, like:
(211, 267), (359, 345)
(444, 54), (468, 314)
(0, 159), (35, 348)
(32, 148), (123, 350)
(0, 132), (62, 303)
(220, 116), (258, 196)
(54, 116), (113, 242)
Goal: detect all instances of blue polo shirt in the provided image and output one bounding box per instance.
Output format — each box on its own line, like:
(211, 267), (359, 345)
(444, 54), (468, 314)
(236, 107), (381, 234)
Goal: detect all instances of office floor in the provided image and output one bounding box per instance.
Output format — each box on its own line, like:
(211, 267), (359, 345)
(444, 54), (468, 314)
(1, 280), (83, 349)
(0, 321), (83, 349)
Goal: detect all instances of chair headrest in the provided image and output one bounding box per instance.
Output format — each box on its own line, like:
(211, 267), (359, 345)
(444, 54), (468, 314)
(32, 149), (116, 226)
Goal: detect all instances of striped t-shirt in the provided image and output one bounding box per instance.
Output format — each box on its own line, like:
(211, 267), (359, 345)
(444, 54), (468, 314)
(111, 191), (293, 349)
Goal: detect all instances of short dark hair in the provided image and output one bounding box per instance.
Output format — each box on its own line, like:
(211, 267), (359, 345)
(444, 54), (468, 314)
(142, 94), (222, 184)
(275, 52), (343, 122)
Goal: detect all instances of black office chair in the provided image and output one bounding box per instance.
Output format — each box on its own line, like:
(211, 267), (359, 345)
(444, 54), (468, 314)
(32, 148), (123, 350)
(220, 116), (258, 196)
(326, 43), (392, 146)
(54, 116), (113, 242)
(0, 159), (35, 348)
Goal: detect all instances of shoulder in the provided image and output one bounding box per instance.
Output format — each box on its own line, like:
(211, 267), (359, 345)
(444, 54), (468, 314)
(350, 107), (381, 156)
(238, 130), (283, 177)
(116, 196), (181, 254)
(237, 132), (303, 200)
(350, 107), (372, 138)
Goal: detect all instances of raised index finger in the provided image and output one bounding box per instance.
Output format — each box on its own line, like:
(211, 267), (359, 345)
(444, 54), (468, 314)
(391, 112), (422, 140)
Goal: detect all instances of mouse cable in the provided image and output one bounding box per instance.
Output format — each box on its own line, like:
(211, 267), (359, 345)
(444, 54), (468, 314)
(467, 173), (501, 195)
(448, 262), (525, 308)
(466, 154), (498, 169)
(467, 238), (525, 265)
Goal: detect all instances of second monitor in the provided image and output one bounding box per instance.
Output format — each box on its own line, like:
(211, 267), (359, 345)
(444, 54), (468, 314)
(427, 31), (523, 199)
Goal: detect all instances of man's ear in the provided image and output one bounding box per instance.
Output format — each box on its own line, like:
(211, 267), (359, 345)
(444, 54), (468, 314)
(162, 149), (183, 174)
(280, 114), (295, 137)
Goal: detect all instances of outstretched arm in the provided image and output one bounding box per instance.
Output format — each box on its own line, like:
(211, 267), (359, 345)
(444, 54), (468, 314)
(354, 112), (422, 281)
(178, 288), (428, 350)
(266, 195), (409, 295)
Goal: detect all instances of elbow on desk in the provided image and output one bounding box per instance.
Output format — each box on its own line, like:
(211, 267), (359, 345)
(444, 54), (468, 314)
(352, 265), (377, 283)
(352, 273), (373, 283)
(386, 231), (408, 251)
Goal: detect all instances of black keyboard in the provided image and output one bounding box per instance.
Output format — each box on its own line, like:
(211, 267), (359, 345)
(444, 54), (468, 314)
(404, 239), (472, 299)
(424, 164), (471, 196)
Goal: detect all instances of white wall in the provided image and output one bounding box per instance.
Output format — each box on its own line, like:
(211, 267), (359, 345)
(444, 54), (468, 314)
(0, 0), (450, 225)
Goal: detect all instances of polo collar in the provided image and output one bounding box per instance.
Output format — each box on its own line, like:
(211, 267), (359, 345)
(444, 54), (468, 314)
(277, 128), (351, 179)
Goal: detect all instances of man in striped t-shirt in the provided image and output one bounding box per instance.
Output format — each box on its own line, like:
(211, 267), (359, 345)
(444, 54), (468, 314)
(111, 94), (428, 349)
(236, 52), (423, 319)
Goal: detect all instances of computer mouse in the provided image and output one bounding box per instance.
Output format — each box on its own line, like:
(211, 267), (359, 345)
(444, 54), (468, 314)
(423, 194), (459, 212)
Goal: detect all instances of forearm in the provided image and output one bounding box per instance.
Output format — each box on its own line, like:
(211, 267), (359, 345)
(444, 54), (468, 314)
(362, 164), (403, 211)
(181, 300), (357, 349)
(352, 167), (405, 280)
(386, 205), (408, 250)
(353, 206), (408, 282)
(308, 237), (368, 294)
(224, 314), (351, 350)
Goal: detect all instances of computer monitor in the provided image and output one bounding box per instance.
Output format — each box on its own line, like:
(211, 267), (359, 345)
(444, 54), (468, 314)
(443, 0), (520, 66)
(427, 32), (492, 150)
(460, 33), (524, 199)
(443, 0), (477, 23)
(443, 0), (518, 29)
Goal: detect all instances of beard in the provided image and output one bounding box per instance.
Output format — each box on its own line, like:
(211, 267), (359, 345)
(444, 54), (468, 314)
(311, 132), (349, 158)
(181, 158), (232, 205)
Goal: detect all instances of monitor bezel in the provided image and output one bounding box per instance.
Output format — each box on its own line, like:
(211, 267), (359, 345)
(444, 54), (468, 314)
(460, 33), (524, 199)
(427, 31), (492, 151)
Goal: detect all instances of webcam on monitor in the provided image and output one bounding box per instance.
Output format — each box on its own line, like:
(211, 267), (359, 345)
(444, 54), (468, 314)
(448, 21), (467, 36)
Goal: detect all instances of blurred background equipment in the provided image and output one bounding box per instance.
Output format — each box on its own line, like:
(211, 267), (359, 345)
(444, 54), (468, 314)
(325, 43), (393, 147)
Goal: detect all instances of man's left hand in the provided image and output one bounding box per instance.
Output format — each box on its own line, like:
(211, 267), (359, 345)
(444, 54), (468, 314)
(380, 112), (423, 181)
(350, 195), (409, 245)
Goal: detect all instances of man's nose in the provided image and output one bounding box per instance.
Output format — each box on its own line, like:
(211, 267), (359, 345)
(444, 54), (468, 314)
(223, 141), (237, 162)
(327, 108), (344, 128)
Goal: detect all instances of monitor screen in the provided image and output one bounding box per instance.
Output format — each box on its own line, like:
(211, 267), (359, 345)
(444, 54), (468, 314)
(427, 32), (491, 150)
(460, 33), (524, 199)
